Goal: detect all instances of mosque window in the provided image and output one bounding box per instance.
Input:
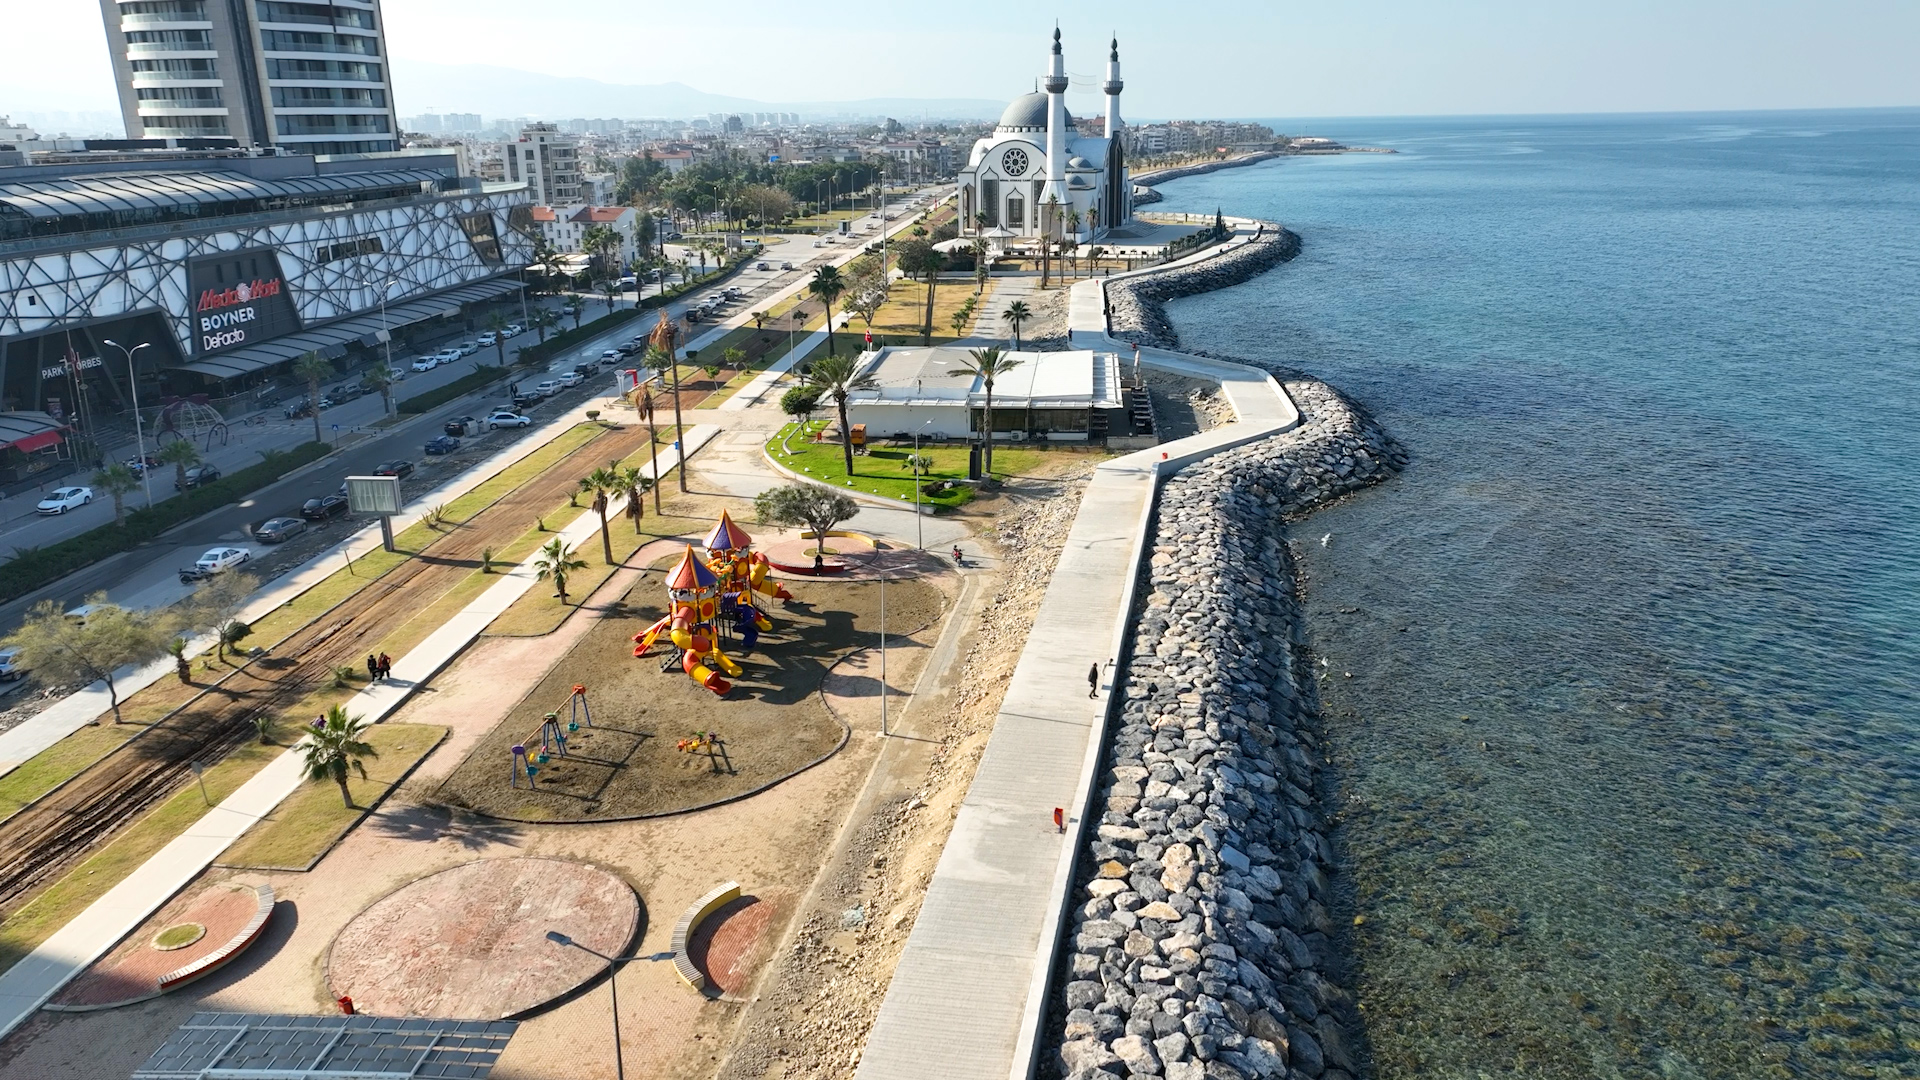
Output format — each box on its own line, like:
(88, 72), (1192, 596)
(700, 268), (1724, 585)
(1007, 195), (1024, 230)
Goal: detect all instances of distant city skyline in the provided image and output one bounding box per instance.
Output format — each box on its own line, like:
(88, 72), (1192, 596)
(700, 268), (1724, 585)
(6, 0), (1917, 135)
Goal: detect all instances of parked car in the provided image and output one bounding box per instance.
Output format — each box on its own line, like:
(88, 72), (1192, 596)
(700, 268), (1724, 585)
(181, 546), (250, 582)
(301, 493), (349, 520)
(756, 261), (770, 271)
(486, 411), (532, 429)
(424, 435), (461, 456)
(455, 341), (480, 356)
(511, 390), (543, 409)
(316, 396), (336, 410)
(615, 343), (638, 357)
(35, 486), (93, 515)
(781, 261), (794, 270)
(532, 380), (562, 397)
(434, 347), (462, 364)
(177, 464), (221, 490)
(504, 322), (524, 337)
(477, 331), (498, 347)
(601, 349), (620, 362)
(64, 602), (109, 624)
(617, 275), (637, 289)
(329, 383), (363, 402)
(411, 356), (439, 373)
(0, 647), (27, 682)
(373, 459), (415, 479)
(555, 371), (583, 388)
(254, 516), (307, 543)
(444, 416), (477, 438)
(573, 362), (598, 378)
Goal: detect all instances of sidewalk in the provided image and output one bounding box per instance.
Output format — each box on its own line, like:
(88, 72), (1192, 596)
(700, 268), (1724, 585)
(0, 425), (721, 1043)
(855, 220), (1302, 1080)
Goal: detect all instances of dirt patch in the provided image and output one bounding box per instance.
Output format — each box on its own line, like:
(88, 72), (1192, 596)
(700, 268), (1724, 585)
(1141, 367), (1232, 439)
(432, 569), (943, 822)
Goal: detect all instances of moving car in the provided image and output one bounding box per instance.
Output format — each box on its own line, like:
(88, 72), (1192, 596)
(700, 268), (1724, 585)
(181, 546), (250, 582)
(424, 435), (461, 455)
(35, 486), (93, 515)
(0, 647), (26, 682)
(487, 411), (532, 429)
(301, 493), (349, 520)
(756, 261), (770, 271)
(411, 356), (439, 373)
(254, 516), (307, 543)
(444, 416), (477, 437)
(177, 464), (221, 490)
(373, 459), (415, 479)
(781, 261), (794, 270)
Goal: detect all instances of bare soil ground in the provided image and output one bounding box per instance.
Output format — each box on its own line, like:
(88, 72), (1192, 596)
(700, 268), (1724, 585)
(433, 565), (942, 822)
(1141, 367), (1232, 439)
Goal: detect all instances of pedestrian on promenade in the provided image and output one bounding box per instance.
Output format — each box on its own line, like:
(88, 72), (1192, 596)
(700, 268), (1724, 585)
(378, 654), (393, 681)
(366, 654), (379, 682)
(1088, 663), (1099, 699)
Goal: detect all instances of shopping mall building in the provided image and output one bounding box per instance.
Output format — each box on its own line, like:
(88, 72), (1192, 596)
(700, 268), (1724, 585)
(0, 142), (532, 487)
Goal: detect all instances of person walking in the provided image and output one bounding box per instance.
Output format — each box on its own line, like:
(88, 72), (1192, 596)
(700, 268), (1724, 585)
(378, 653), (393, 681)
(366, 654), (379, 682)
(1088, 663), (1100, 699)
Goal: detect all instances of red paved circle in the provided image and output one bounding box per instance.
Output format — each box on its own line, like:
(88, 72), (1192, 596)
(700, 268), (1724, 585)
(327, 857), (640, 1019)
(52, 884), (261, 1008)
(686, 895), (774, 995)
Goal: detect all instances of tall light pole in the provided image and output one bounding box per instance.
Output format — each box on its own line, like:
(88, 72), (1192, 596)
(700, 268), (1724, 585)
(879, 566), (888, 737)
(100, 339), (152, 507)
(359, 276), (397, 376)
(545, 931), (662, 1080)
(912, 419), (930, 550)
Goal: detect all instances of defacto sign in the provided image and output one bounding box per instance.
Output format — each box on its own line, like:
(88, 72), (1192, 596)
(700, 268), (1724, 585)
(186, 248), (302, 356)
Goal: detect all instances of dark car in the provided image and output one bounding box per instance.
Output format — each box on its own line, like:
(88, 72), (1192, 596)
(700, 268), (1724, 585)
(177, 464), (221, 490)
(616, 343), (638, 357)
(301, 493), (349, 520)
(424, 435), (460, 456)
(254, 516), (307, 543)
(444, 416), (476, 438)
(573, 362), (597, 377)
(373, 459), (415, 479)
(511, 390), (542, 409)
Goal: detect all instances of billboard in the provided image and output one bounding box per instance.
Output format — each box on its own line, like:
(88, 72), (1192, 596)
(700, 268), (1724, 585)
(345, 475), (403, 516)
(186, 248), (302, 356)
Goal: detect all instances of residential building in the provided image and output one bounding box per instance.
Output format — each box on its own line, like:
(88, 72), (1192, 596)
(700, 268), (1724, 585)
(501, 122), (580, 204)
(532, 204), (639, 265)
(97, 0), (401, 154)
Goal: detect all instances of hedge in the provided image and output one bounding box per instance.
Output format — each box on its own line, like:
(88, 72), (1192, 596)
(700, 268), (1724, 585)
(0, 441), (333, 604)
(397, 365), (508, 414)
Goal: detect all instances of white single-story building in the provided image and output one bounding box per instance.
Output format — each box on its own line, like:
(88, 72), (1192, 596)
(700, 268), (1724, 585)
(841, 346), (1130, 443)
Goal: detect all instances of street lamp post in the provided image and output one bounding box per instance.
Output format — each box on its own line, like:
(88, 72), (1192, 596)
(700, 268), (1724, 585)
(912, 419), (930, 550)
(100, 339), (152, 507)
(360, 277), (397, 391)
(545, 931), (663, 1080)
(879, 567), (888, 737)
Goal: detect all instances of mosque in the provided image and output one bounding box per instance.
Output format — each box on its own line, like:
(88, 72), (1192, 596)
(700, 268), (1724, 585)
(958, 29), (1131, 247)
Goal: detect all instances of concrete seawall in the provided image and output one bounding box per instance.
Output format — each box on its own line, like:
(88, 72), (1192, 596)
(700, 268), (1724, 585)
(1132, 152), (1284, 190)
(1107, 226), (1303, 349)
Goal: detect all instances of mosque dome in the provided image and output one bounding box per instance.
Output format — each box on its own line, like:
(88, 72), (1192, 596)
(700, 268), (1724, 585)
(1067, 155), (1095, 170)
(997, 93), (1072, 132)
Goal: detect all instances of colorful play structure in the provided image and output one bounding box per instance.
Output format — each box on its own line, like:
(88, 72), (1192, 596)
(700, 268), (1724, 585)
(633, 511), (794, 697)
(509, 685), (594, 788)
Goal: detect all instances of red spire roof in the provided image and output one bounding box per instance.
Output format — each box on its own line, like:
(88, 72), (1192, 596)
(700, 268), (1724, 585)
(664, 544), (718, 589)
(704, 510), (752, 551)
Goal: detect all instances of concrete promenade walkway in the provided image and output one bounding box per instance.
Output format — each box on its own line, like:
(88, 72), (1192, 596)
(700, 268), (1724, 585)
(0, 426), (719, 1044)
(856, 223), (1300, 1080)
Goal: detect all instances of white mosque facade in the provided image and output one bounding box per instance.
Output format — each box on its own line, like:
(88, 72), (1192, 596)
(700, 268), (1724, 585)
(958, 30), (1131, 246)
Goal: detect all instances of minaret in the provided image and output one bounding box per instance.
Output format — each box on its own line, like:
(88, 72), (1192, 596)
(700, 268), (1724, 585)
(1103, 36), (1123, 141)
(1041, 27), (1069, 229)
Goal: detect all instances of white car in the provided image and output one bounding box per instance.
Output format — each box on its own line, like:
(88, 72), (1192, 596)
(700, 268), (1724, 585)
(194, 546), (251, 575)
(555, 371), (583, 388)
(601, 349), (619, 362)
(504, 322), (523, 337)
(486, 411), (532, 429)
(477, 331), (498, 347)
(532, 379), (562, 397)
(411, 356), (439, 373)
(0, 646), (25, 682)
(35, 486), (93, 515)
(455, 341), (480, 356)
(435, 348), (463, 363)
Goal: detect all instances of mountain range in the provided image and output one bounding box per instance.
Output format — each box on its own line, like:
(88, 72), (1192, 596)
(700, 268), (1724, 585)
(391, 61), (1004, 123)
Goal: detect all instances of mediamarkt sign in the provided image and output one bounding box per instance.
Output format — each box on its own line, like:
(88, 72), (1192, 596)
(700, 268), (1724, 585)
(185, 248), (302, 357)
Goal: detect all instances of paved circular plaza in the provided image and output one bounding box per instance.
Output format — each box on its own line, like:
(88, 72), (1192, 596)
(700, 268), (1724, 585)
(327, 857), (641, 1019)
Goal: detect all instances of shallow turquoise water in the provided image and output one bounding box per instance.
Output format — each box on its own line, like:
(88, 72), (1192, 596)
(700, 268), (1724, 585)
(1155, 111), (1919, 1078)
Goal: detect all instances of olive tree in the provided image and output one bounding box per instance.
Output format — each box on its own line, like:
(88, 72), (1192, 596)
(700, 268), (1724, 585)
(5, 596), (177, 723)
(754, 483), (859, 573)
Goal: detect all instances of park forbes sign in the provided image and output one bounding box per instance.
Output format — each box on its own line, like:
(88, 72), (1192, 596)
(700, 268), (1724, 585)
(186, 248), (303, 357)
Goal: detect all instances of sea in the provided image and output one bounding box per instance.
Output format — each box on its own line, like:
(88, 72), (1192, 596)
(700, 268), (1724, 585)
(1150, 110), (1920, 1079)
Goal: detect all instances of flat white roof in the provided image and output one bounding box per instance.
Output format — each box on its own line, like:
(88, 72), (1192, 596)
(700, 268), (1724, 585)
(848, 347), (1123, 410)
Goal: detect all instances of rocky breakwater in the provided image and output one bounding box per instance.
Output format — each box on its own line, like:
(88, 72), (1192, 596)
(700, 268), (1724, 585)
(1107, 227), (1302, 350)
(1132, 152), (1284, 190)
(1047, 379), (1405, 1080)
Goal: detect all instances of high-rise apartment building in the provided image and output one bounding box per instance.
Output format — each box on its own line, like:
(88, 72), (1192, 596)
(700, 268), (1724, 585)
(98, 0), (400, 155)
(501, 123), (580, 204)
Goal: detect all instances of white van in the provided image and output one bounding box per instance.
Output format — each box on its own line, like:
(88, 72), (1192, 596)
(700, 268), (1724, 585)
(0, 647), (26, 681)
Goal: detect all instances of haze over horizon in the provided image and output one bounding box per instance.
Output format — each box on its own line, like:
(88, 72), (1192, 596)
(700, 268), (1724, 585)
(6, 0), (1917, 133)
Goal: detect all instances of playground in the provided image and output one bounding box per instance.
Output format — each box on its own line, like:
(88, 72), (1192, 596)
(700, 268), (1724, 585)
(432, 518), (943, 823)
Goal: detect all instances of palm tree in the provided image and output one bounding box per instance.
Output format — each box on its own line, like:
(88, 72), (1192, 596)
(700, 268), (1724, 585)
(363, 364), (396, 413)
(805, 353), (878, 476)
(530, 308), (559, 344)
(809, 265), (846, 356)
(292, 351), (335, 444)
(914, 248), (946, 345)
(301, 704), (376, 809)
(617, 464), (652, 533)
(950, 346), (1024, 479)
(156, 439), (200, 491)
(580, 224), (622, 280)
(486, 311), (511, 367)
(601, 278), (619, 313)
(644, 343), (686, 493)
(633, 381), (664, 512)
(533, 537), (588, 605)
(1065, 207), (1083, 277)
(579, 465), (622, 564)
(971, 238), (990, 294)
(92, 462), (139, 524)
(1002, 300), (1032, 350)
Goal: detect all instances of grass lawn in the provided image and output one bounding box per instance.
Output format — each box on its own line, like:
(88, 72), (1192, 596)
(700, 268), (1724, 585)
(0, 737), (285, 973)
(0, 723), (149, 817)
(767, 421), (1052, 511)
(216, 724), (446, 871)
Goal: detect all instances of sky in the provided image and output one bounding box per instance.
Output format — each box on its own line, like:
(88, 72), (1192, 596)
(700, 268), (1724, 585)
(6, 0), (1917, 131)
